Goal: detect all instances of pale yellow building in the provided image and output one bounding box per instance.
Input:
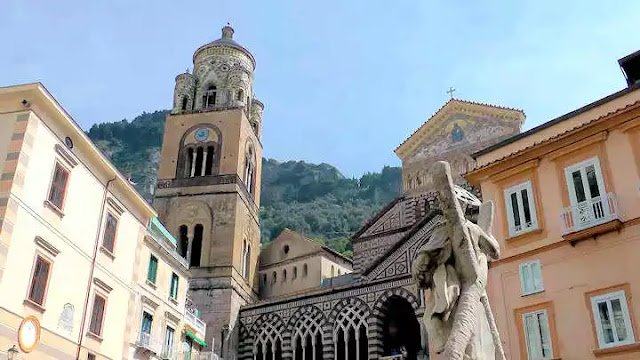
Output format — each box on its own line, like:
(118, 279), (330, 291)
(128, 217), (208, 360)
(258, 229), (353, 299)
(0, 83), (156, 359)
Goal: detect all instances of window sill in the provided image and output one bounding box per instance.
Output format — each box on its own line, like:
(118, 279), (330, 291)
(43, 200), (65, 218)
(593, 342), (640, 357)
(168, 296), (178, 305)
(506, 228), (543, 242)
(99, 246), (115, 260)
(146, 279), (157, 289)
(86, 331), (103, 342)
(521, 289), (545, 297)
(23, 299), (46, 313)
(563, 219), (623, 244)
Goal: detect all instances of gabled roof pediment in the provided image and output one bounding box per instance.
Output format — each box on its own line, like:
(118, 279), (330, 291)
(395, 99), (525, 162)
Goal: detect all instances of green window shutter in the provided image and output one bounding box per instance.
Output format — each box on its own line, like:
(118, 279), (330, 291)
(148, 255), (158, 283)
(170, 273), (178, 298)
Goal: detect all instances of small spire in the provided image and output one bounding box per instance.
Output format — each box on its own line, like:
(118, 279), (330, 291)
(222, 23), (234, 39)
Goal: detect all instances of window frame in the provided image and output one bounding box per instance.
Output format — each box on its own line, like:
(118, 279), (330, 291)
(504, 180), (538, 237)
(519, 260), (544, 296)
(564, 156), (606, 207)
(522, 309), (554, 359)
(590, 290), (635, 349)
(46, 161), (71, 211)
(169, 273), (179, 300)
(26, 253), (53, 307)
(147, 255), (158, 284)
(164, 325), (175, 355)
(88, 292), (107, 337)
(101, 211), (119, 254)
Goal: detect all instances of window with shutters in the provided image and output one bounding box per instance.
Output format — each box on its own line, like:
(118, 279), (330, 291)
(147, 255), (158, 284)
(520, 260), (544, 296)
(102, 213), (118, 253)
(590, 290), (635, 349)
(27, 255), (52, 306)
(522, 310), (554, 359)
(47, 162), (70, 210)
(504, 181), (538, 237)
(89, 293), (107, 336)
(170, 273), (179, 299)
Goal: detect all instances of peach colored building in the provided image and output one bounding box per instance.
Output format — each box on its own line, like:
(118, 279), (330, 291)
(466, 51), (640, 359)
(0, 83), (156, 360)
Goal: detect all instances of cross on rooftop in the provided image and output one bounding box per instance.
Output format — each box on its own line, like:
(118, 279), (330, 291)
(447, 87), (456, 99)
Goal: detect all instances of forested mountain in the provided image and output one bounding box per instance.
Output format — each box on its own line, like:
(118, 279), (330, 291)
(86, 111), (402, 256)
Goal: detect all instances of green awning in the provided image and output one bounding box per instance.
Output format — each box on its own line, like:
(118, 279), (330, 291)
(185, 330), (208, 347)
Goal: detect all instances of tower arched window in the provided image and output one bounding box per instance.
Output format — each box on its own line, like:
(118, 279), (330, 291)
(241, 239), (247, 278)
(185, 148), (194, 178)
(205, 145), (215, 175)
(272, 271), (277, 285)
(283, 269), (287, 282)
(244, 146), (256, 195)
(237, 89), (244, 101)
(181, 96), (188, 111)
(185, 144), (216, 178)
(293, 266), (298, 280)
(245, 244), (251, 278)
(190, 224), (203, 267)
(203, 85), (217, 108)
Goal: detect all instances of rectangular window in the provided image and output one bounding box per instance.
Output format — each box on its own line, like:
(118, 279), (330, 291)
(564, 157), (609, 230)
(504, 181), (538, 236)
(520, 260), (544, 295)
(27, 255), (51, 305)
(47, 162), (70, 209)
(87, 354), (96, 360)
(522, 309), (553, 359)
(591, 290), (635, 348)
(170, 273), (179, 299)
(89, 294), (106, 336)
(147, 255), (158, 284)
(102, 213), (118, 253)
(164, 326), (175, 355)
(141, 312), (153, 334)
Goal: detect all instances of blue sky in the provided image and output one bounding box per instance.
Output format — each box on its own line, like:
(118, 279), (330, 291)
(1, 1), (639, 177)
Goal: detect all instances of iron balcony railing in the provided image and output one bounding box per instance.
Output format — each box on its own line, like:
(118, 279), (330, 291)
(560, 192), (620, 235)
(136, 332), (163, 354)
(184, 308), (207, 336)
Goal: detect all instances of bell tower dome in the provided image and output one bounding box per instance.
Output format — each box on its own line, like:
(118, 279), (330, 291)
(154, 25), (263, 358)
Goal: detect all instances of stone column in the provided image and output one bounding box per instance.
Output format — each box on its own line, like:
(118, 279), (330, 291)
(190, 156), (197, 177)
(201, 150), (208, 176)
(186, 232), (194, 266)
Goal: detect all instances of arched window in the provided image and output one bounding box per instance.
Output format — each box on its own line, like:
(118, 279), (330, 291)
(254, 320), (283, 360)
(244, 146), (256, 194)
(283, 269), (287, 282)
(245, 244), (251, 278)
(272, 271), (277, 285)
(181, 96), (188, 111)
(203, 85), (217, 108)
(303, 264), (308, 277)
(205, 145), (215, 176)
(185, 148), (194, 178)
(293, 266), (298, 280)
(190, 224), (203, 267)
(241, 240), (247, 278)
(292, 309), (324, 360)
(334, 304), (369, 360)
(237, 89), (244, 101)
(178, 225), (188, 259)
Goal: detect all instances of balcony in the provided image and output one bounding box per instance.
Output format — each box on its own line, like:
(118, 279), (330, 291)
(185, 309), (207, 336)
(560, 192), (623, 242)
(161, 347), (178, 360)
(136, 332), (162, 354)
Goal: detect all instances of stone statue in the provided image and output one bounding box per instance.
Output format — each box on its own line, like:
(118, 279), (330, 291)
(412, 161), (505, 360)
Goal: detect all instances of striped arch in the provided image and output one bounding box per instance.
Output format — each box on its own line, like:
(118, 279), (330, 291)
(250, 313), (286, 360)
(286, 305), (327, 360)
(369, 287), (422, 359)
(239, 322), (253, 360)
(328, 297), (371, 360)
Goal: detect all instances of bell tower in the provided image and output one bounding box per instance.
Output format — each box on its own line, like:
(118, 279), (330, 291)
(153, 25), (263, 358)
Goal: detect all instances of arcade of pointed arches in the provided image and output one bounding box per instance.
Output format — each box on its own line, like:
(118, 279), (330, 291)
(244, 288), (422, 360)
(176, 124), (223, 180)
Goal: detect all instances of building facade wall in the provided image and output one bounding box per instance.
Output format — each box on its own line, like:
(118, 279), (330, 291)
(470, 91), (640, 359)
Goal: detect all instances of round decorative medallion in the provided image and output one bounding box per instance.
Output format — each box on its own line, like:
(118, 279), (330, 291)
(18, 315), (41, 353)
(194, 128), (209, 142)
(64, 136), (73, 149)
(220, 64), (230, 72)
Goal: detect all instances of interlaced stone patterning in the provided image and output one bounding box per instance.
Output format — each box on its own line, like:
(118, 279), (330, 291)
(253, 314), (284, 360)
(292, 306), (325, 360)
(334, 303), (369, 360)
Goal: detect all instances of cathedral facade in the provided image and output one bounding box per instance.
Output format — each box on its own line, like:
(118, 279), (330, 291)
(152, 26), (524, 360)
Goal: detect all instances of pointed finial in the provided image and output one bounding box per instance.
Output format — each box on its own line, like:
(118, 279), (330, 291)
(222, 23), (234, 39)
